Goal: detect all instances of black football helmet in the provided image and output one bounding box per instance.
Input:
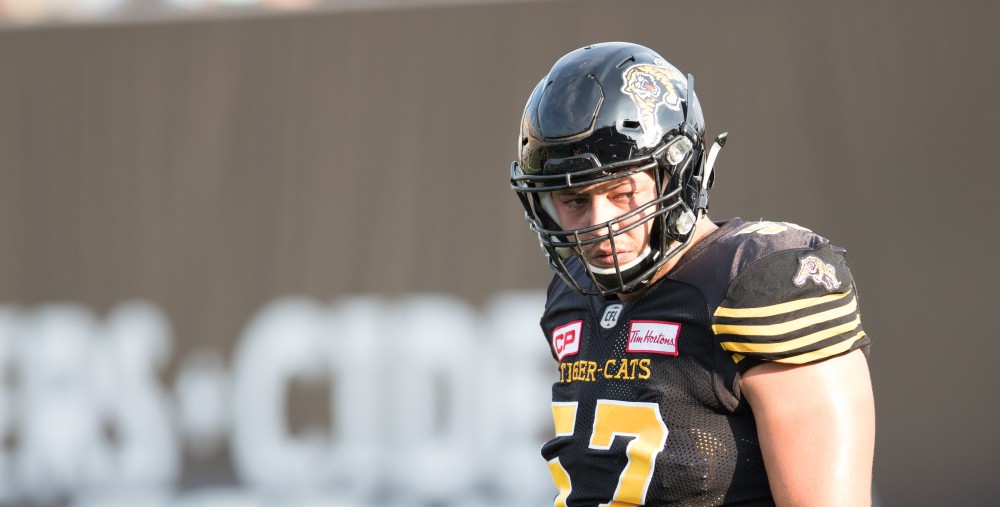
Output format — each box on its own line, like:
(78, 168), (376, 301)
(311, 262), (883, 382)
(510, 42), (727, 296)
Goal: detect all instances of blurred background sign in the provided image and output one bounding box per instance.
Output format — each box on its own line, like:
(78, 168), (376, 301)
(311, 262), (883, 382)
(0, 293), (555, 506)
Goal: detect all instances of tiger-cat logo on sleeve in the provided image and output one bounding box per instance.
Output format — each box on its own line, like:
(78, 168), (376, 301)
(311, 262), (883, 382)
(793, 255), (842, 291)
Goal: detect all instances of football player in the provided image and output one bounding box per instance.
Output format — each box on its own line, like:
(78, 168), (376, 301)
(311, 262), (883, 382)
(510, 42), (874, 506)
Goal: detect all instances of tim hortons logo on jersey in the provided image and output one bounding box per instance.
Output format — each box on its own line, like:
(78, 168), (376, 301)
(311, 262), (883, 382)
(552, 320), (583, 361)
(793, 255), (842, 291)
(600, 303), (624, 329)
(626, 320), (680, 355)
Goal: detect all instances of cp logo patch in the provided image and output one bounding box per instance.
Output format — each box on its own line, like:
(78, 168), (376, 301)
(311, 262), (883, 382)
(552, 321), (582, 361)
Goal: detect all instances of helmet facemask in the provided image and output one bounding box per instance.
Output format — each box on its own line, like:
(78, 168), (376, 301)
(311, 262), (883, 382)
(510, 42), (724, 296)
(512, 130), (703, 296)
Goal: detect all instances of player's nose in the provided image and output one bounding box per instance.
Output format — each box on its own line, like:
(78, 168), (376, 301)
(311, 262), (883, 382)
(588, 197), (623, 232)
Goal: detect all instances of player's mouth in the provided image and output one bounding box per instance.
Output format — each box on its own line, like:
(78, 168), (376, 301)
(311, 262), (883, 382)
(587, 245), (636, 269)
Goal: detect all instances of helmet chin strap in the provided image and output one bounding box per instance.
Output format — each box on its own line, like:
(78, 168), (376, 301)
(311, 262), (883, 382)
(695, 132), (728, 213)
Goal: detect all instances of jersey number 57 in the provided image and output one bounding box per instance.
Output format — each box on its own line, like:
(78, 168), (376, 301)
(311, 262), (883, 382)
(547, 400), (668, 506)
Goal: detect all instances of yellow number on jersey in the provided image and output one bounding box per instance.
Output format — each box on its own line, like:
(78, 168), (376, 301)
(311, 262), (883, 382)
(736, 222), (788, 235)
(547, 400), (669, 507)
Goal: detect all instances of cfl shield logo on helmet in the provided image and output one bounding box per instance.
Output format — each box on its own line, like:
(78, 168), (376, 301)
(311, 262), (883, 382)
(793, 255), (842, 291)
(552, 320), (583, 361)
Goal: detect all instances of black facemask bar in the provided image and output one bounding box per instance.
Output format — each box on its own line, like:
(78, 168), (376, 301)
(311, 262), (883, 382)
(511, 144), (694, 296)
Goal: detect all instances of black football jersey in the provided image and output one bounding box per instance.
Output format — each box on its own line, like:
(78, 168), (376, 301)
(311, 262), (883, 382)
(538, 218), (870, 507)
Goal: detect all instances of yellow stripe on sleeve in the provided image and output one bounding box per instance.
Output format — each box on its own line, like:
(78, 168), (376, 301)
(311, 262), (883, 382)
(713, 295), (857, 337)
(771, 331), (867, 364)
(714, 289), (852, 319)
(719, 316), (862, 355)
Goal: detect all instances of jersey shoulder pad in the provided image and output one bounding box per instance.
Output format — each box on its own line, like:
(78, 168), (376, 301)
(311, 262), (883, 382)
(711, 223), (868, 368)
(670, 219), (828, 308)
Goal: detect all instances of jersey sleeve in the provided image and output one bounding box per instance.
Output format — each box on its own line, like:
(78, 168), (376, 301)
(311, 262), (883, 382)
(712, 242), (869, 371)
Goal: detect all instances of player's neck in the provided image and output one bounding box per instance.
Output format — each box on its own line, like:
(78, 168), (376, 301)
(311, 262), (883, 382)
(619, 216), (718, 302)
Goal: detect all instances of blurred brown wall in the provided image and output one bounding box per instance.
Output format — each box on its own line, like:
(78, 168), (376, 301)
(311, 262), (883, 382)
(1, 0), (998, 505)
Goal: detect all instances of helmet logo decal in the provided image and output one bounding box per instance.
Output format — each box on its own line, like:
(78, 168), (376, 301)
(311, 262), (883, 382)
(621, 60), (686, 144)
(793, 255), (842, 291)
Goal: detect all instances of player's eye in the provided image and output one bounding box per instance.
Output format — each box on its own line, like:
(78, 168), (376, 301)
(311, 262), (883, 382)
(558, 195), (588, 209)
(612, 191), (636, 203)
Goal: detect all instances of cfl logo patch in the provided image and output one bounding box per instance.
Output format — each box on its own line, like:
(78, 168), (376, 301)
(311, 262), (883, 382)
(552, 320), (582, 361)
(601, 303), (624, 329)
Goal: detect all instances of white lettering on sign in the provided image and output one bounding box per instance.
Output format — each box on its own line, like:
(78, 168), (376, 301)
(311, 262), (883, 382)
(0, 291), (556, 506)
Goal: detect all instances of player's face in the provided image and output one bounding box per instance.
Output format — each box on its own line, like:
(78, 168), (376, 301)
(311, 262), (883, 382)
(551, 170), (658, 270)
